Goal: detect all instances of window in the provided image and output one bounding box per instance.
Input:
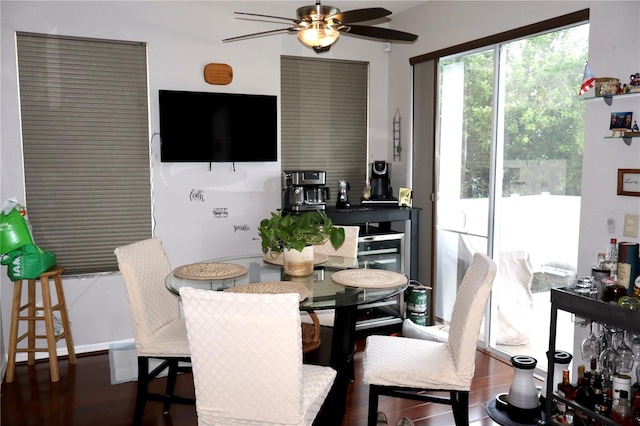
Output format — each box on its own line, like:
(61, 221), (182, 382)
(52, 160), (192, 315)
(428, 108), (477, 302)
(280, 56), (368, 198)
(411, 9), (589, 371)
(17, 33), (151, 275)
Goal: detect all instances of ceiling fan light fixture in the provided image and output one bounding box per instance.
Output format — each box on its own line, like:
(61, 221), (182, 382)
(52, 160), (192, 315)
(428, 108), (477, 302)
(297, 22), (340, 48)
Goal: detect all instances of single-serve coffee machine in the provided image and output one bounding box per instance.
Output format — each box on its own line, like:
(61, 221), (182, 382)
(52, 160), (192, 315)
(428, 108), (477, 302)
(283, 170), (329, 212)
(370, 161), (394, 200)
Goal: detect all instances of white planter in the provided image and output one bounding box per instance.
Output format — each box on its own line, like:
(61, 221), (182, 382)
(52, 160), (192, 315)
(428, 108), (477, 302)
(283, 246), (314, 277)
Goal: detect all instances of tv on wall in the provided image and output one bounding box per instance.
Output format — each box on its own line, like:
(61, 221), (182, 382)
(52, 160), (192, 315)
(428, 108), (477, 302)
(159, 90), (278, 162)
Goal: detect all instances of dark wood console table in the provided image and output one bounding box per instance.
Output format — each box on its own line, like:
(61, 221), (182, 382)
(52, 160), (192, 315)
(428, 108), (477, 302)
(325, 206), (420, 282)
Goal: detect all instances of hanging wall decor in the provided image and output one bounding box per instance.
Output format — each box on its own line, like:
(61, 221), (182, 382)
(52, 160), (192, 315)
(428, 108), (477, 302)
(393, 108), (401, 161)
(204, 63), (233, 85)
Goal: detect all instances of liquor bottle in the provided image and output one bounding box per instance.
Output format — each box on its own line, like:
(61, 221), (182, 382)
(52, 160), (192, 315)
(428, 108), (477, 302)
(559, 369), (577, 400)
(602, 275), (628, 303)
(576, 367), (594, 406)
(575, 366), (594, 426)
(597, 252), (606, 268)
(603, 238), (618, 276)
(610, 389), (634, 425)
(593, 370), (605, 411)
(557, 369), (576, 422)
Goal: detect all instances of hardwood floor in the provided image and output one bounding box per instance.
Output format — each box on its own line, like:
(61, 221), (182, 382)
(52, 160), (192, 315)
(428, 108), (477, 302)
(2, 341), (521, 426)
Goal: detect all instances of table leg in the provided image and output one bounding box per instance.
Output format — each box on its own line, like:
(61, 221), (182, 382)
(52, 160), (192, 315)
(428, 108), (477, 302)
(314, 304), (357, 424)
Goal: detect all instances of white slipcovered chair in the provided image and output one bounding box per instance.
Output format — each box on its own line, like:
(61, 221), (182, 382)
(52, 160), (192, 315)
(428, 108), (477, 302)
(180, 287), (337, 426)
(114, 238), (194, 425)
(363, 252), (497, 426)
(303, 225), (360, 328)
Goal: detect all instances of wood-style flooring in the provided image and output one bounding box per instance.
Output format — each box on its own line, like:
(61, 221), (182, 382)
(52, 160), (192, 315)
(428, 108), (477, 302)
(1, 338), (522, 426)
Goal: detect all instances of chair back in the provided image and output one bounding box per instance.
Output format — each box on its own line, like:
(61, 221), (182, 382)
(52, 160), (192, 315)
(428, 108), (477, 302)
(314, 225), (360, 258)
(446, 252), (497, 378)
(180, 287), (304, 425)
(114, 238), (180, 350)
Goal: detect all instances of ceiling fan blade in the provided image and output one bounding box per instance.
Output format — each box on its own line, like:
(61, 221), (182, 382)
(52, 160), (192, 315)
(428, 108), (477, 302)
(332, 7), (391, 24)
(223, 27), (295, 43)
(343, 25), (418, 42)
(234, 11), (300, 24)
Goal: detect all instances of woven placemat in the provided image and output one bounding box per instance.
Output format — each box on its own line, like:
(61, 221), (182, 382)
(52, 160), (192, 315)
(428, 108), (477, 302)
(262, 252), (329, 266)
(173, 262), (247, 280)
(224, 281), (309, 301)
(331, 269), (406, 289)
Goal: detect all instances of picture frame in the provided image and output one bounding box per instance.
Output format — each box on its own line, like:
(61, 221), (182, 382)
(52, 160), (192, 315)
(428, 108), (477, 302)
(610, 111), (633, 130)
(617, 169), (640, 196)
(398, 187), (412, 207)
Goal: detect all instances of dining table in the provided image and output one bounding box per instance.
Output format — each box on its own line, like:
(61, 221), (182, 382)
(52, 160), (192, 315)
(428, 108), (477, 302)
(165, 253), (409, 424)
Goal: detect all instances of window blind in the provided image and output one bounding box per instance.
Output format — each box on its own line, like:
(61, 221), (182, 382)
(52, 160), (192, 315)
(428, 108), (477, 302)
(16, 32), (152, 275)
(281, 56), (368, 200)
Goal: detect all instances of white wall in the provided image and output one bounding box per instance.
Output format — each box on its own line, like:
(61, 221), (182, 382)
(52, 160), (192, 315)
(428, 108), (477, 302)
(0, 1), (399, 357)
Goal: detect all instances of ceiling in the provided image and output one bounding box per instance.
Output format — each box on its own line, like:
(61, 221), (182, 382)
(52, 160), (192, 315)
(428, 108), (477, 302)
(210, 1), (428, 18)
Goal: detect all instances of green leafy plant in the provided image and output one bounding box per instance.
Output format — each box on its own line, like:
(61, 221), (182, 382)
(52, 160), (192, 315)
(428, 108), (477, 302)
(258, 210), (345, 254)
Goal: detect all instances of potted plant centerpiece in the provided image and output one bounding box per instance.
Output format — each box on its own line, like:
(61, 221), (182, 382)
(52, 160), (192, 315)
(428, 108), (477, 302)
(259, 210), (345, 276)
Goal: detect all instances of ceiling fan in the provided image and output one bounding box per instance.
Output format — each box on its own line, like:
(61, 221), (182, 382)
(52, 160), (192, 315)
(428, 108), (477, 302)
(223, 1), (418, 53)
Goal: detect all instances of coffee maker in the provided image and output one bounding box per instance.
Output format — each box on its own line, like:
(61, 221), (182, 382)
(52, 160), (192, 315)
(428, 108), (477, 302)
(282, 170), (329, 212)
(370, 161), (394, 200)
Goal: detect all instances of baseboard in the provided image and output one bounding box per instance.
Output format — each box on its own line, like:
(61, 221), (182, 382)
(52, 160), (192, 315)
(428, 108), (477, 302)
(10, 338), (134, 363)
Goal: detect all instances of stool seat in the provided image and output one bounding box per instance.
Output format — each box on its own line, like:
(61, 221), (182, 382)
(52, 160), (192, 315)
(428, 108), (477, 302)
(6, 265), (76, 383)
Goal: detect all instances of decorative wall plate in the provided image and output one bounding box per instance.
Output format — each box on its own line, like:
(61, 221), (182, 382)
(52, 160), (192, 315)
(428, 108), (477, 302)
(173, 262), (247, 280)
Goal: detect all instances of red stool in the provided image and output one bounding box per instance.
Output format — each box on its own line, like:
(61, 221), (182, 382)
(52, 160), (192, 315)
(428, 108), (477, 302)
(6, 266), (76, 383)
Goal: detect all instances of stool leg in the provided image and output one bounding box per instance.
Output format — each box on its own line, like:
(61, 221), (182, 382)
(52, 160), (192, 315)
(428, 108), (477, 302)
(53, 273), (76, 364)
(40, 275), (60, 382)
(27, 279), (36, 365)
(6, 280), (24, 383)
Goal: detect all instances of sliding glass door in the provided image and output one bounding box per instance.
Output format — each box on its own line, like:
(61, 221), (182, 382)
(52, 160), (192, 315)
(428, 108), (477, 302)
(434, 24), (589, 369)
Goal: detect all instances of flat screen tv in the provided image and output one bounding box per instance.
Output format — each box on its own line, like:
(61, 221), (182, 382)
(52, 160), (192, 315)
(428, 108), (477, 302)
(159, 90), (277, 162)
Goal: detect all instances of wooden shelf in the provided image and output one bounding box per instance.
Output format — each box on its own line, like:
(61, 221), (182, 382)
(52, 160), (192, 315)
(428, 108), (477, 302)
(583, 91), (640, 104)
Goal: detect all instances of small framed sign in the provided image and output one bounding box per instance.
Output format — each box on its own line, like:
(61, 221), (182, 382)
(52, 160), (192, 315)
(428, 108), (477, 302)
(617, 169), (640, 196)
(610, 111), (633, 130)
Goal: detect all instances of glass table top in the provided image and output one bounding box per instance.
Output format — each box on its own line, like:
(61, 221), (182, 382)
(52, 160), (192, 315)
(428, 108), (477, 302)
(165, 254), (408, 311)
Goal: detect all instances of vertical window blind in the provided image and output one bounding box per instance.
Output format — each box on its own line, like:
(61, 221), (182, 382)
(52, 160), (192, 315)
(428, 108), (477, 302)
(16, 32), (152, 275)
(281, 56), (368, 200)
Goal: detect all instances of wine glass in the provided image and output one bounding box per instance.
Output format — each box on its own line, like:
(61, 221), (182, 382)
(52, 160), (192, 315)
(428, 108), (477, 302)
(630, 333), (640, 361)
(616, 330), (636, 374)
(599, 326), (622, 385)
(581, 320), (602, 363)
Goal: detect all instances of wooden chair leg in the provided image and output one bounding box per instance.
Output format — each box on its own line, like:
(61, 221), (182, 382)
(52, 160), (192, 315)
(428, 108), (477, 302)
(368, 385), (380, 426)
(134, 357), (150, 426)
(163, 360), (179, 414)
(451, 391), (469, 426)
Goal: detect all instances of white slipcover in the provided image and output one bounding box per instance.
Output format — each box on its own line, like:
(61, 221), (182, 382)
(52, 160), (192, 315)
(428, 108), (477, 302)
(180, 288), (336, 426)
(363, 252), (497, 391)
(114, 238), (190, 357)
(304, 225), (361, 327)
